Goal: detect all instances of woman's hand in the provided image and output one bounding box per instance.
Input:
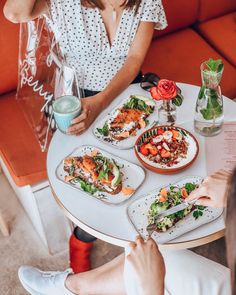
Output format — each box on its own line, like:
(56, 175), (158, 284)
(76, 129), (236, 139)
(67, 94), (105, 136)
(186, 169), (231, 208)
(124, 236), (165, 295)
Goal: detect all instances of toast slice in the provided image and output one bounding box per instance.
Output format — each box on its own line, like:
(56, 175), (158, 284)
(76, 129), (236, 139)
(63, 154), (122, 195)
(97, 95), (155, 141)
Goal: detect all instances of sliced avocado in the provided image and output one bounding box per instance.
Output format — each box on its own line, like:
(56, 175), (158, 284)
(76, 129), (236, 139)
(151, 202), (169, 215)
(133, 94), (155, 107)
(111, 162), (122, 188)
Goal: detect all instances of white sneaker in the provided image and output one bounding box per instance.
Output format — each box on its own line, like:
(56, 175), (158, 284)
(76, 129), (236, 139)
(18, 266), (75, 295)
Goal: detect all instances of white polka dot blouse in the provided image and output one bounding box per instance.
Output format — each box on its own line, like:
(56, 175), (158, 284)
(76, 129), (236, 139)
(46, 0), (167, 91)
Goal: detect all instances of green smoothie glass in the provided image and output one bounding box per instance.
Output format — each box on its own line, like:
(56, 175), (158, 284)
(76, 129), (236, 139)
(53, 95), (81, 134)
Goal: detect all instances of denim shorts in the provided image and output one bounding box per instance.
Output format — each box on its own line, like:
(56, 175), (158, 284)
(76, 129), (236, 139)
(83, 72), (142, 98)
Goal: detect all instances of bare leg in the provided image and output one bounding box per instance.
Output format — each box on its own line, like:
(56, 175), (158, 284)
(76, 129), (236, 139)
(66, 253), (126, 295)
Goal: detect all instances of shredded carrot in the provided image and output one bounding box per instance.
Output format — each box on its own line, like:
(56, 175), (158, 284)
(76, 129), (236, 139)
(159, 195), (167, 202)
(122, 187), (135, 196)
(181, 187), (189, 199)
(160, 188), (167, 198)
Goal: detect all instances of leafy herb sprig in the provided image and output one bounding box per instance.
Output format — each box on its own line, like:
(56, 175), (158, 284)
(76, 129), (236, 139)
(193, 205), (205, 219)
(123, 96), (154, 114)
(71, 178), (98, 194)
(205, 58), (224, 73)
(97, 122), (109, 136)
(197, 58), (224, 121)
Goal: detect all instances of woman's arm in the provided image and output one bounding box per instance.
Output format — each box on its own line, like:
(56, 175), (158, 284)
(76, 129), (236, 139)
(68, 21), (155, 135)
(3, 0), (48, 23)
(124, 236), (165, 295)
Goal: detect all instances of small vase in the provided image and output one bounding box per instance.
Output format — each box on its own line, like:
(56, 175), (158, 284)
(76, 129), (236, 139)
(194, 61), (224, 136)
(158, 100), (177, 126)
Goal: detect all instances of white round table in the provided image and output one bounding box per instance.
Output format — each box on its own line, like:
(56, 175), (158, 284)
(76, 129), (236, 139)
(47, 83), (236, 249)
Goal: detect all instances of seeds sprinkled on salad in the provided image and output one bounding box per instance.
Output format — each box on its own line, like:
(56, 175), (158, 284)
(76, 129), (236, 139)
(139, 127), (189, 167)
(147, 182), (205, 233)
(63, 151), (123, 195)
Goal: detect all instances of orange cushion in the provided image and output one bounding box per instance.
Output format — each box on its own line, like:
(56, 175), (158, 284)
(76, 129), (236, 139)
(142, 28), (236, 99)
(0, 92), (47, 186)
(0, 1), (19, 94)
(153, 0), (199, 39)
(198, 0), (236, 22)
(197, 13), (236, 67)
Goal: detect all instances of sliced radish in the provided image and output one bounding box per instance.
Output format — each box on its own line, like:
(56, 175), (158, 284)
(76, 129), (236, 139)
(163, 142), (170, 151)
(153, 135), (163, 143)
(163, 131), (173, 140)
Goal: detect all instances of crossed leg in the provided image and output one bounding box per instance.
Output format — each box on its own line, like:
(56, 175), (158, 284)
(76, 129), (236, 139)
(66, 253), (126, 295)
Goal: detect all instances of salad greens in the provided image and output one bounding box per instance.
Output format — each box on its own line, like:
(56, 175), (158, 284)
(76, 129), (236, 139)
(193, 206), (205, 219)
(97, 122), (109, 136)
(79, 179), (98, 194)
(185, 182), (197, 194)
(64, 152), (122, 195)
(148, 182), (206, 232)
(96, 157), (111, 181)
(71, 178), (98, 194)
(123, 96), (154, 114)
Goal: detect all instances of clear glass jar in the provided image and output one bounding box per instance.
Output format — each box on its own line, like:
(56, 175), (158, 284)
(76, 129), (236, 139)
(194, 61), (224, 136)
(158, 100), (177, 125)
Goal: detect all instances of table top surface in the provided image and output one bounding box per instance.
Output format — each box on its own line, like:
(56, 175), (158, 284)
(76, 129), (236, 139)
(47, 83), (236, 249)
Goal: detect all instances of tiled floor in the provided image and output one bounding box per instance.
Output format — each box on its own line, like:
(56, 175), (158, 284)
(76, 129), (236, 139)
(0, 172), (226, 295)
(0, 173), (122, 295)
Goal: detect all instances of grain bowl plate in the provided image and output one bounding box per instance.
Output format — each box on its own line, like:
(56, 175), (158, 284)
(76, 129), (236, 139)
(134, 126), (199, 174)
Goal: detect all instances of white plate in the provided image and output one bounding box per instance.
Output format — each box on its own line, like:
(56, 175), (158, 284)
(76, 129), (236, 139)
(93, 94), (159, 150)
(56, 145), (145, 205)
(127, 176), (223, 244)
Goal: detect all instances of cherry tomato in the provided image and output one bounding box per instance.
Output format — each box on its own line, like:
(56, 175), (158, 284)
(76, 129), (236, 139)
(140, 144), (149, 156)
(158, 129), (165, 135)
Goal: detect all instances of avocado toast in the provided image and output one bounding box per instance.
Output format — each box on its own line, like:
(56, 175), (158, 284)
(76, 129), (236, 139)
(147, 182), (205, 233)
(63, 150), (122, 195)
(96, 95), (155, 141)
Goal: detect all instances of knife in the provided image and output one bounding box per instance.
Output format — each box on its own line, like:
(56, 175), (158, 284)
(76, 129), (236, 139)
(147, 198), (197, 236)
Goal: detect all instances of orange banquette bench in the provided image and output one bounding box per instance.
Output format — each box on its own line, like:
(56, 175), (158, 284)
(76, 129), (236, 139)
(1, 0), (236, 190)
(142, 0), (236, 99)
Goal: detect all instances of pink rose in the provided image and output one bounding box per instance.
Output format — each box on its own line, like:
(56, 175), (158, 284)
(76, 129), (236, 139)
(150, 79), (177, 101)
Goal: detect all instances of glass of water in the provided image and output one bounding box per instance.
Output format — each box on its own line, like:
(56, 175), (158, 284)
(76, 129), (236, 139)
(194, 60), (224, 137)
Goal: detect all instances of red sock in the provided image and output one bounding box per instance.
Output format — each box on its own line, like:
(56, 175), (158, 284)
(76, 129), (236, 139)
(69, 233), (93, 273)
